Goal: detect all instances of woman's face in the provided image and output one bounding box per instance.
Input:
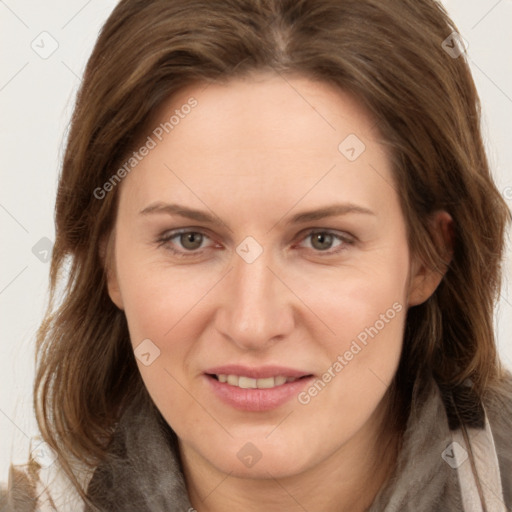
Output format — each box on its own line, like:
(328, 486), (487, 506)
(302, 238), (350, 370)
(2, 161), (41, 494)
(107, 72), (435, 480)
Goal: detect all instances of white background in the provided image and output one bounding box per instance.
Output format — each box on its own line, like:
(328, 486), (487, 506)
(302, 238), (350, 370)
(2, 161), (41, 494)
(1, 0), (511, 482)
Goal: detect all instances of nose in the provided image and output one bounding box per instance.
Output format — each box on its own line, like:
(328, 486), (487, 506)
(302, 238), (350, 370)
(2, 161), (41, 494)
(213, 247), (296, 351)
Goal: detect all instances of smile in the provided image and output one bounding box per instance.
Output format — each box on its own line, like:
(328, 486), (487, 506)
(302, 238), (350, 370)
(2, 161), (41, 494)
(204, 366), (314, 411)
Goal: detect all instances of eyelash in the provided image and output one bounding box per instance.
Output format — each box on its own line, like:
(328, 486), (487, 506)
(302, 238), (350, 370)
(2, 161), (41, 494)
(155, 228), (355, 259)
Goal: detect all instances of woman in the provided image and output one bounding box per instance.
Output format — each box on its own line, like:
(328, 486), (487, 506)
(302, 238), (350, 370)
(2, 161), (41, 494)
(1, 0), (511, 510)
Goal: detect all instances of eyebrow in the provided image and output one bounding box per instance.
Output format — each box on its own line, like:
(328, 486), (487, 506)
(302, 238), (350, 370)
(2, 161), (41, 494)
(139, 202), (375, 227)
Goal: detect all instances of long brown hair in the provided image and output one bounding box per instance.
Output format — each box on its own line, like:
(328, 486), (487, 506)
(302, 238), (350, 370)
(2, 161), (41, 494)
(34, 0), (510, 502)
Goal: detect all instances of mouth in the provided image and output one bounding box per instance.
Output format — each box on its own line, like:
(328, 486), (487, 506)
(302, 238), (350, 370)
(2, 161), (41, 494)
(204, 365), (314, 411)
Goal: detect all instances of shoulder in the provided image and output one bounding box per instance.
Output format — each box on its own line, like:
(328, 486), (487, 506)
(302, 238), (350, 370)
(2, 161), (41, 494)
(483, 370), (512, 442)
(0, 464), (40, 511)
(0, 459), (88, 511)
(482, 370), (512, 504)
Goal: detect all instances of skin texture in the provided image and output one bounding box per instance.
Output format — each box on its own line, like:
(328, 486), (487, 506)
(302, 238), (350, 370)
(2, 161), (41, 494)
(106, 71), (452, 512)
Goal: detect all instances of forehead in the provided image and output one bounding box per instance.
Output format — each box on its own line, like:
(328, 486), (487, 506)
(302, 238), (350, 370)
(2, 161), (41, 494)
(158, 71), (380, 156)
(117, 72), (398, 221)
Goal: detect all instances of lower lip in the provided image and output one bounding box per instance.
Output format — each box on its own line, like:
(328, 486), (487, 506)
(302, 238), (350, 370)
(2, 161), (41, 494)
(205, 375), (314, 412)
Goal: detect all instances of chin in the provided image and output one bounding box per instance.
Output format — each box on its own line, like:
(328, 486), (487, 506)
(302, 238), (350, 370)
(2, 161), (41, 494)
(188, 435), (317, 480)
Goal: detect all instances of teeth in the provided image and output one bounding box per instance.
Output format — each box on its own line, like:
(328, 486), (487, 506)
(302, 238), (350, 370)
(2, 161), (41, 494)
(274, 376), (287, 386)
(238, 376), (257, 389)
(215, 374), (299, 389)
(257, 377), (276, 389)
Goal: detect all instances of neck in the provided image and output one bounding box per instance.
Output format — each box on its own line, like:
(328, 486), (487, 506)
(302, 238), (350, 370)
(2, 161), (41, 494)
(179, 396), (401, 512)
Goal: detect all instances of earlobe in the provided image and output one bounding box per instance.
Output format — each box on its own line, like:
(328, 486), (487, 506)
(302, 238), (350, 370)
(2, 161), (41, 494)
(407, 211), (454, 307)
(106, 266), (124, 310)
(100, 232), (125, 310)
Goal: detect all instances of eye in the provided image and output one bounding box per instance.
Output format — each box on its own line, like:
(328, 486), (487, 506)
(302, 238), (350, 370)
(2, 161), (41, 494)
(156, 229), (216, 257)
(297, 230), (354, 254)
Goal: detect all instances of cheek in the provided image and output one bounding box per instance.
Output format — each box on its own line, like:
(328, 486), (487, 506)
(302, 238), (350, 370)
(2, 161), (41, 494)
(293, 256), (409, 437)
(294, 250), (409, 356)
(292, 248), (409, 414)
(116, 244), (214, 345)
(115, 261), (210, 418)
(114, 249), (225, 409)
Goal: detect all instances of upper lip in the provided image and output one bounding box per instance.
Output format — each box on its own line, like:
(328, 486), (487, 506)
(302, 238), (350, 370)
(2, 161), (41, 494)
(205, 365), (312, 379)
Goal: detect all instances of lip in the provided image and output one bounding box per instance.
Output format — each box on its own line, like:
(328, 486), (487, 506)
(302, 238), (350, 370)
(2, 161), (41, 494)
(204, 365), (314, 412)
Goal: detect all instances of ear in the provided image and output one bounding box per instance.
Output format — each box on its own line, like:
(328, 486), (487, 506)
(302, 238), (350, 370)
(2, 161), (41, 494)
(408, 210), (454, 307)
(100, 231), (124, 310)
